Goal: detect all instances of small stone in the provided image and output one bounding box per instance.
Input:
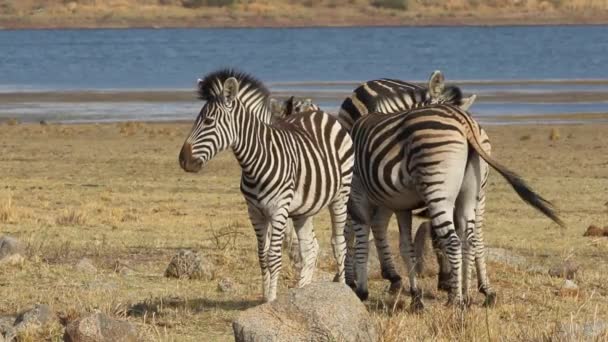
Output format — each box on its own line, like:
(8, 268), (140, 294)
(0, 236), (25, 261)
(549, 260), (579, 279)
(583, 225), (604, 237)
(218, 278), (235, 292)
(14, 304), (56, 330)
(75, 258), (97, 274)
(164, 249), (214, 280)
(65, 312), (138, 342)
(558, 279), (580, 297)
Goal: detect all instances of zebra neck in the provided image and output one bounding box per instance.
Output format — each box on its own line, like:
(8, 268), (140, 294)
(231, 108), (278, 179)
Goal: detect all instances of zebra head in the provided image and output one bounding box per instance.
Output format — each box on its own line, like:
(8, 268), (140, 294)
(427, 70), (477, 111)
(179, 69), (268, 172)
(282, 96), (321, 116)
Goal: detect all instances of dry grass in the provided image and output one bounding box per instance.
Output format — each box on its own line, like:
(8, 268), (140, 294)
(0, 122), (607, 341)
(55, 209), (87, 226)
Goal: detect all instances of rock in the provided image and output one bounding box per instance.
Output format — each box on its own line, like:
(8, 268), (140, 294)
(583, 224), (605, 237)
(549, 260), (579, 279)
(64, 312), (138, 342)
(556, 320), (607, 340)
(0, 316), (16, 340)
(14, 304), (56, 330)
(75, 258), (97, 274)
(218, 278), (235, 292)
(164, 250), (214, 280)
(486, 247), (526, 267)
(558, 279), (580, 298)
(232, 282), (377, 342)
(0, 236), (25, 261)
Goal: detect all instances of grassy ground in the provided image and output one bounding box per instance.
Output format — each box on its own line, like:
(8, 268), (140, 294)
(0, 121), (607, 341)
(0, 0), (607, 29)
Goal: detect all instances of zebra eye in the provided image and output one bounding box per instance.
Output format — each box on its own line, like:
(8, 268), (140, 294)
(203, 117), (214, 125)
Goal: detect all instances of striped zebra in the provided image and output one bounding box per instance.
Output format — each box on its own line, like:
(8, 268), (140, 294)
(178, 69), (354, 302)
(336, 72), (493, 299)
(348, 103), (564, 308)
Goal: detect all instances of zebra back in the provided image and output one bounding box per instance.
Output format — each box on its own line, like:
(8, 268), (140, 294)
(337, 71), (472, 132)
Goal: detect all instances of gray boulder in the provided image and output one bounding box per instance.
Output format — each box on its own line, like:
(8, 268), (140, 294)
(0, 315), (16, 341)
(164, 249), (214, 280)
(0, 236), (24, 261)
(14, 304), (56, 330)
(233, 282), (377, 342)
(64, 312), (138, 342)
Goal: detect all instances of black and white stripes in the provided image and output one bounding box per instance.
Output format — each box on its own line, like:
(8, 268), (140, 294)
(348, 103), (563, 308)
(179, 69), (353, 302)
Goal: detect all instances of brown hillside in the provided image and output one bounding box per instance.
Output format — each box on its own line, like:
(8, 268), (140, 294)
(0, 0), (607, 29)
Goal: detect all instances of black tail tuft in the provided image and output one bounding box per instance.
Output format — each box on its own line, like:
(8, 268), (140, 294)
(495, 166), (565, 227)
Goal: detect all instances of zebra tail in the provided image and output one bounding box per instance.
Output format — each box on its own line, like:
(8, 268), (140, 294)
(459, 112), (566, 228)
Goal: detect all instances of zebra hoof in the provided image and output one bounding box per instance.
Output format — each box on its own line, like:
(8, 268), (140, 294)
(355, 289), (369, 301)
(483, 292), (497, 307)
(388, 279), (403, 295)
(346, 280), (357, 290)
(409, 299), (424, 313)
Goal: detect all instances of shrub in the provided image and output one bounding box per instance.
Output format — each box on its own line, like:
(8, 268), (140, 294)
(371, 0), (408, 10)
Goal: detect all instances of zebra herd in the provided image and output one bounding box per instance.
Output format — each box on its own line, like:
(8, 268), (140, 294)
(178, 68), (564, 309)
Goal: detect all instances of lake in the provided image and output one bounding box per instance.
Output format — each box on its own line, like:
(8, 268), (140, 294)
(1, 26), (607, 124)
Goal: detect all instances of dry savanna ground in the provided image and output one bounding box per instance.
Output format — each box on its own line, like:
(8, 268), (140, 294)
(0, 121), (607, 341)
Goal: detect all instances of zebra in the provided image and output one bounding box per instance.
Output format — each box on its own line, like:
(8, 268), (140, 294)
(178, 69), (354, 302)
(348, 103), (564, 308)
(336, 71), (495, 301)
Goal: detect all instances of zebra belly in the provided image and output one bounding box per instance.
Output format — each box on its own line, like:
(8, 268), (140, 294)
(368, 185), (423, 211)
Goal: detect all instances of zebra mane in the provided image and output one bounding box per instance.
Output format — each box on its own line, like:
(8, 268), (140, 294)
(438, 85), (464, 106)
(197, 68), (270, 102)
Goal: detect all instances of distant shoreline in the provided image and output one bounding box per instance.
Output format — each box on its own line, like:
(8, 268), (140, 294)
(1, 12), (607, 30)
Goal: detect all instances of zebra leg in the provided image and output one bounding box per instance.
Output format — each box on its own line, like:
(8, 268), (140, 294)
(353, 220), (371, 300)
(456, 154), (482, 307)
(370, 207), (402, 293)
(428, 204), (463, 307)
(428, 226), (452, 292)
(292, 216), (319, 288)
(395, 210), (424, 311)
(329, 196), (349, 283)
(266, 207), (290, 302)
(344, 213), (357, 289)
(474, 188), (497, 307)
(247, 205), (272, 301)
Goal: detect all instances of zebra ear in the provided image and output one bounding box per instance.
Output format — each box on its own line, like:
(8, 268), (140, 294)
(284, 96), (295, 116)
(459, 94), (477, 111)
(428, 70), (445, 99)
(222, 77), (239, 103)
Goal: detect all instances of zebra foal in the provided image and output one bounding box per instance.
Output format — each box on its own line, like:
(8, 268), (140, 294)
(179, 69), (353, 302)
(348, 104), (563, 308)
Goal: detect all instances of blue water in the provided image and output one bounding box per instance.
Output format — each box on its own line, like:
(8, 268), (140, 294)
(1, 26), (608, 90)
(1, 26), (608, 123)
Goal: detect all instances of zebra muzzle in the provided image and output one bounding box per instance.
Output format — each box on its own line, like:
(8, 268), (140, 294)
(179, 143), (203, 173)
